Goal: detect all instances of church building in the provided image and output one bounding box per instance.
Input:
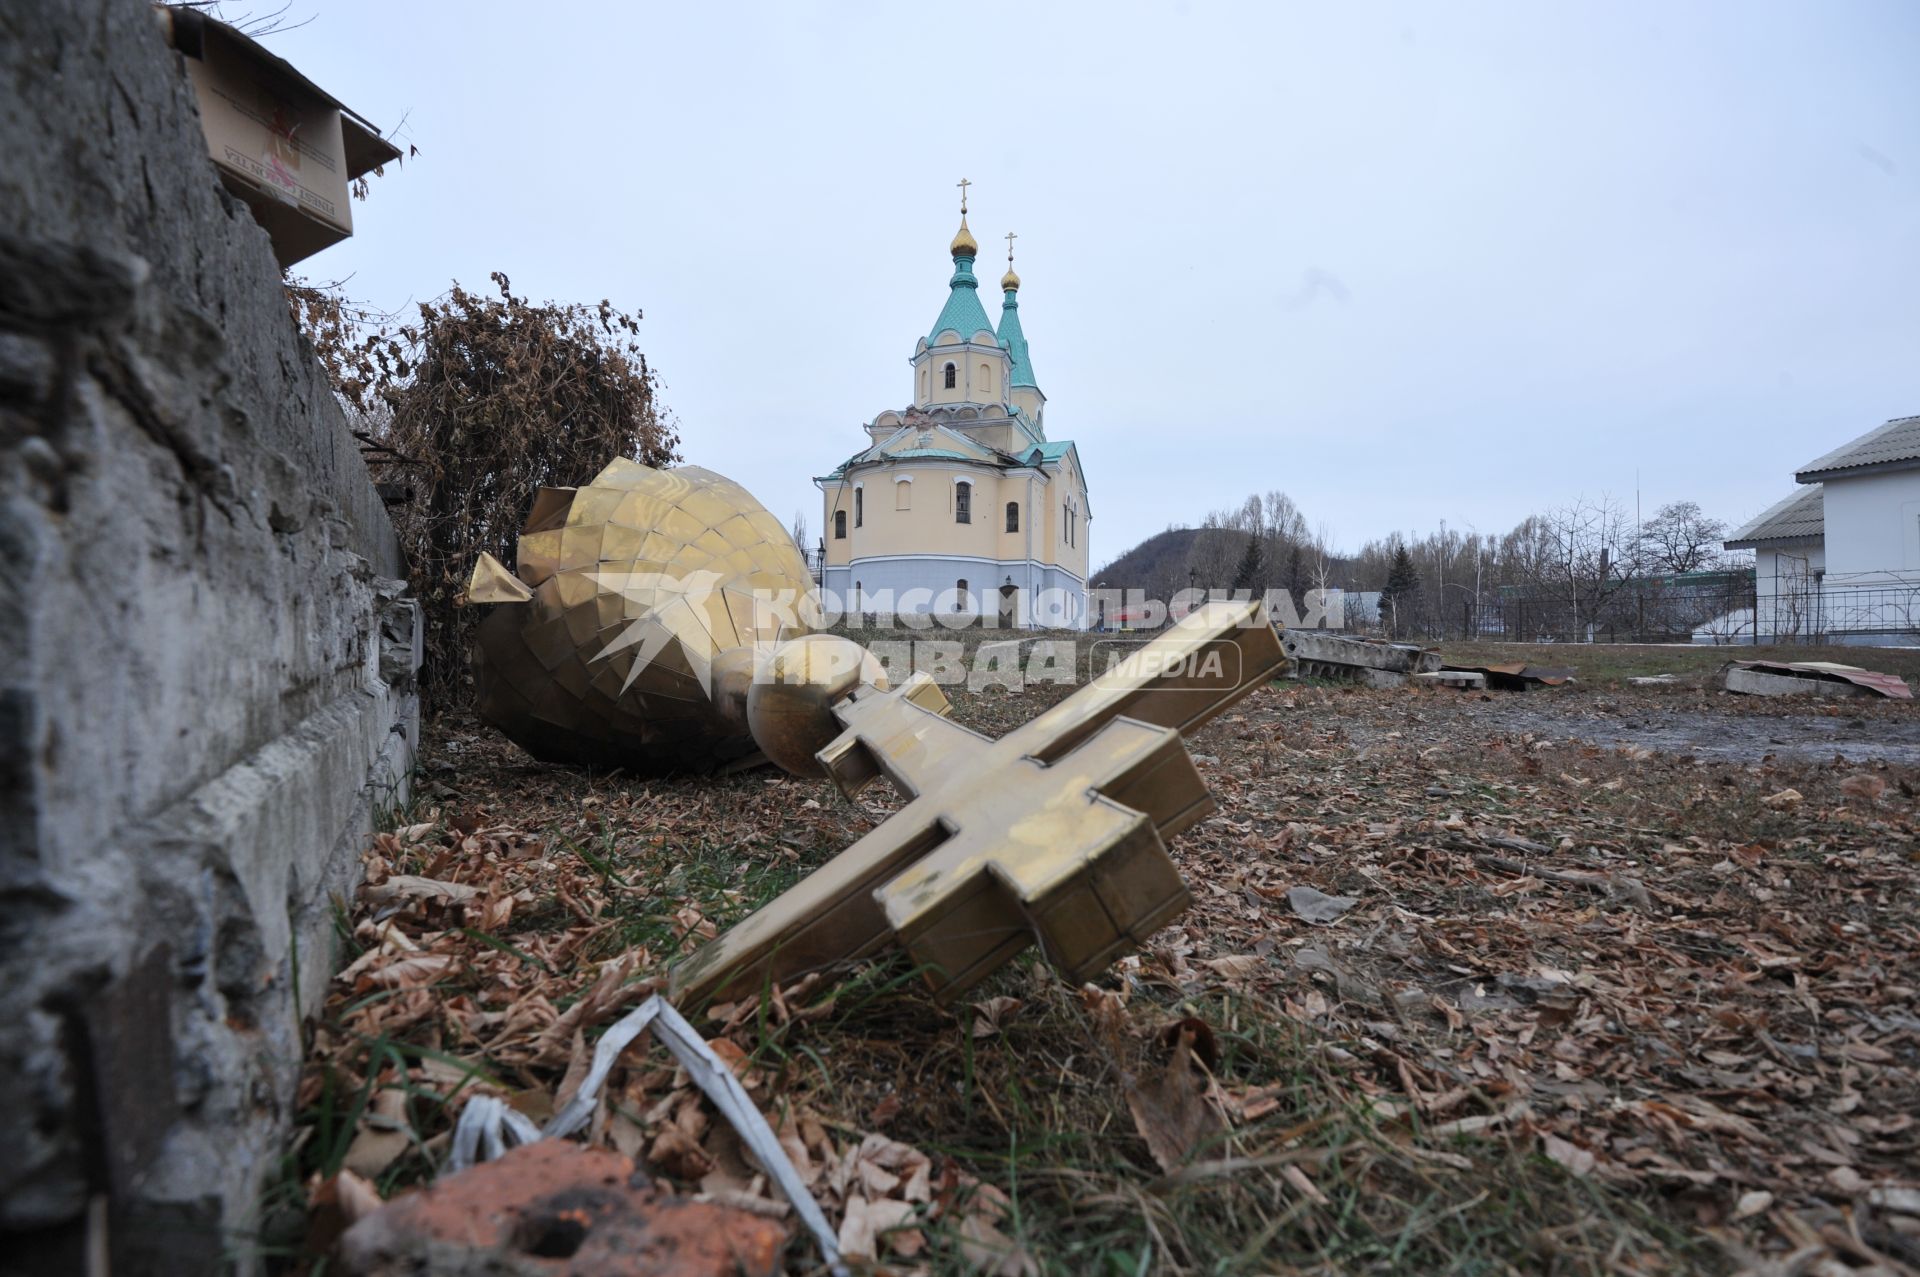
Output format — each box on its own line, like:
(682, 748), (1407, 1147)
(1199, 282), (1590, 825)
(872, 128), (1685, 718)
(817, 186), (1091, 628)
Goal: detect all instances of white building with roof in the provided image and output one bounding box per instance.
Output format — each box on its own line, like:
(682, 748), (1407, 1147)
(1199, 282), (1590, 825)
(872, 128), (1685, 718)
(1724, 414), (1920, 644)
(816, 191), (1090, 628)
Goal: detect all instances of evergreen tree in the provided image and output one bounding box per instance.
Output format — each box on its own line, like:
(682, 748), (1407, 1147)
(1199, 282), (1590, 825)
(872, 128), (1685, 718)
(1231, 533), (1265, 594)
(1379, 544), (1420, 635)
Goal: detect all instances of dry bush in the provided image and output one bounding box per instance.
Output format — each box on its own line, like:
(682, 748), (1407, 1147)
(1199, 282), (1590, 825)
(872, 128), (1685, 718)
(288, 272), (680, 707)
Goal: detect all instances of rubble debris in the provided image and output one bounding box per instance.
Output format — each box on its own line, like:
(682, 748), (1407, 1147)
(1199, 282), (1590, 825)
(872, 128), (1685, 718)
(1440, 662), (1575, 691)
(449, 995), (846, 1275)
(1415, 669), (1486, 690)
(336, 1141), (788, 1277)
(1720, 660), (1912, 700)
(1281, 631), (1441, 688)
(1628, 675), (1679, 686)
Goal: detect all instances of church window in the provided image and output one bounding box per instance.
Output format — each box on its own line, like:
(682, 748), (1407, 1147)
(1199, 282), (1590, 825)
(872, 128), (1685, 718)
(979, 362), (992, 393)
(1005, 501), (1019, 533)
(955, 480), (971, 524)
(943, 362), (956, 389)
(895, 479), (911, 511)
(854, 487), (863, 528)
(834, 510), (846, 539)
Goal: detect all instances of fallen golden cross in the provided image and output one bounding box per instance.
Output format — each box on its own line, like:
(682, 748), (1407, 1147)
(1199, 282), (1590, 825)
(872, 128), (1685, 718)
(672, 600), (1285, 1006)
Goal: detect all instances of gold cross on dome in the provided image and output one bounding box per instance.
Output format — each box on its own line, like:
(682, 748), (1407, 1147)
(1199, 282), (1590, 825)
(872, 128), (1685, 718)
(1005, 230), (1017, 262)
(671, 600), (1286, 1007)
(956, 176), (971, 214)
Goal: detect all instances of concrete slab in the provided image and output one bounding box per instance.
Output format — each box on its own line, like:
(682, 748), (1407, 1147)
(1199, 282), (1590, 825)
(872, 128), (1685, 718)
(1723, 667), (1871, 699)
(1417, 670), (1487, 690)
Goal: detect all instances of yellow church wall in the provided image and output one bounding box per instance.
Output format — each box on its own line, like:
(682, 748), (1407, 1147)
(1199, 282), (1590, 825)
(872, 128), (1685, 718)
(1011, 385), (1044, 422)
(915, 339), (1008, 408)
(823, 465), (1086, 578)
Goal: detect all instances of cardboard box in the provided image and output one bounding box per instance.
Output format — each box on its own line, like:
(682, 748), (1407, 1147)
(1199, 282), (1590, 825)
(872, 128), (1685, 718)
(156, 6), (400, 267)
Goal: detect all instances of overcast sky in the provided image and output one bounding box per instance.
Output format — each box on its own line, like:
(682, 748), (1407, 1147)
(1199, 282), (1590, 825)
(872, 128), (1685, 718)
(269, 1), (1918, 567)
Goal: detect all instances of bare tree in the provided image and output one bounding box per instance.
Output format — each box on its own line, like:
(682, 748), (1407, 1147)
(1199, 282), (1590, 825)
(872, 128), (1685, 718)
(1507, 494), (1640, 640)
(1639, 501), (1726, 575)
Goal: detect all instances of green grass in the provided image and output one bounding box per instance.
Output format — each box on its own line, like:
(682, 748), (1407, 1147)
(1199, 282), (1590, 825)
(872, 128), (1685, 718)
(733, 969), (1725, 1276)
(1438, 639), (1920, 686)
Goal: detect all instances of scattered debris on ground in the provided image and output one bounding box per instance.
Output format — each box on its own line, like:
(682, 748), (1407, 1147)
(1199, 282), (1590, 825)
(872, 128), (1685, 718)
(336, 1141), (789, 1277)
(1441, 661), (1577, 691)
(1282, 630), (1441, 687)
(1722, 660), (1914, 701)
(287, 657), (1920, 1275)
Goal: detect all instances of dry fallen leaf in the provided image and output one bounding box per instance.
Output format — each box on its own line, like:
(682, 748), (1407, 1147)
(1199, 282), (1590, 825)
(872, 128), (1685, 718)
(364, 874), (484, 905)
(1839, 772), (1886, 803)
(1541, 1133), (1595, 1177)
(1124, 1022), (1227, 1173)
(1201, 954), (1263, 981)
(355, 953), (457, 990)
(971, 996), (1024, 1038)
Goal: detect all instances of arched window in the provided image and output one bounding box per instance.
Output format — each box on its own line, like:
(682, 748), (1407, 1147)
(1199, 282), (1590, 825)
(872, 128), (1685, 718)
(834, 510), (846, 539)
(942, 362), (956, 389)
(979, 361), (993, 392)
(854, 580), (862, 611)
(854, 487), (863, 528)
(895, 479), (911, 511)
(954, 480), (971, 524)
(1005, 501), (1019, 532)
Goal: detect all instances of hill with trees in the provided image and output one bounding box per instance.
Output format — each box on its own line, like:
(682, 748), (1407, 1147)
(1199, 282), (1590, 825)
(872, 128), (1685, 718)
(1092, 489), (1748, 642)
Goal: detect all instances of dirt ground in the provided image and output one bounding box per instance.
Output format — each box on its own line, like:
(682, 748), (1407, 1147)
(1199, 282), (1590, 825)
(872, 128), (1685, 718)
(1341, 683), (1920, 765)
(287, 644), (1920, 1275)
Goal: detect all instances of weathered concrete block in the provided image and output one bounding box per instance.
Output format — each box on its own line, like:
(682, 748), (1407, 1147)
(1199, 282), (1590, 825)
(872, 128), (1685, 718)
(1416, 670), (1487, 690)
(0, 1), (419, 1269)
(1282, 631), (1440, 684)
(1722, 667), (1869, 699)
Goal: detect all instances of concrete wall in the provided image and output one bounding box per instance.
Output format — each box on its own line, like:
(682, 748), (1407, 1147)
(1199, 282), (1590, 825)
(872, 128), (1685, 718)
(0, 1), (420, 1270)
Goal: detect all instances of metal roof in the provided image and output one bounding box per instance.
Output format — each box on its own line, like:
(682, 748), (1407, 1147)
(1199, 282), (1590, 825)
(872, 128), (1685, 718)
(1724, 485), (1823, 548)
(818, 435), (1081, 485)
(1795, 414), (1920, 482)
(997, 291), (1037, 389)
(927, 257), (996, 343)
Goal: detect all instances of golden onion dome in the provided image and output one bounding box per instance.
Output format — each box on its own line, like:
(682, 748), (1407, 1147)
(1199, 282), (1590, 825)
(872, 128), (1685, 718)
(1001, 264), (1021, 291)
(950, 215), (978, 258)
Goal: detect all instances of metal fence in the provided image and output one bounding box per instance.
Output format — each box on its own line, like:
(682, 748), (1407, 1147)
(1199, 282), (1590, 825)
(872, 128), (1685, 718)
(1358, 570), (1920, 646)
